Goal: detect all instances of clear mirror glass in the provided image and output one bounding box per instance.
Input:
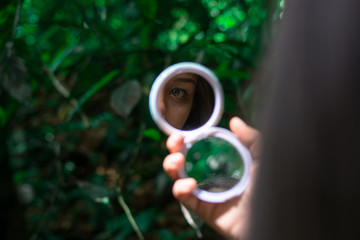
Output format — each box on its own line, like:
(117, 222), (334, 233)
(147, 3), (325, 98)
(159, 73), (215, 130)
(185, 137), (244, 192)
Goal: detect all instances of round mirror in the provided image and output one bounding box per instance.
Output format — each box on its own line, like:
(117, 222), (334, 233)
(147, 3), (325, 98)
(178, 127), (251, 203)
(149, 62), (224, 136)
(149, 62), (252, 203)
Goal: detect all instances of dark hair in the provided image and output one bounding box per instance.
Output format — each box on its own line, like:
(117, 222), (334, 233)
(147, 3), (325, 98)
(183, 75), (215, 130)
(197, 177), (238, 192)
(249, 1), (360, 239)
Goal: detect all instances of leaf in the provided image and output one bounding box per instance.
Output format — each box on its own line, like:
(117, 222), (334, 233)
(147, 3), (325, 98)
(134, 207), (157, 231)
(224, 94), (237, 112)
(110, 80), (142, 118)
(0, 106), (6, 126)
(94, 196), (111, 206)
(77, 181), (113, 201)
(0, 42), (31, 103)
(106, 215), (131, 235)
(48, 45), (84, 72)
(67, 69), (120, 120)
(215, 61), (250, 81)
(105, 208), (156, 239)
(89, 112), (115, 129)
(135, 0), (157, 19)
(142, 128), (162, 142)
(156, 229), (177, 240)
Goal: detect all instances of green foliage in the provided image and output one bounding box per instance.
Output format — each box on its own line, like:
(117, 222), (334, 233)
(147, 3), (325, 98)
(68, 69), (120, 120)
(1, 0), (282, 239)
(186, 137), (244, 183)
(0, 106), (6, 126)
(143, 128), (162, 142)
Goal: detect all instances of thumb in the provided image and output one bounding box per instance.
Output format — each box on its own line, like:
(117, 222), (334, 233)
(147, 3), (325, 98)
(229, 116), (260, 152)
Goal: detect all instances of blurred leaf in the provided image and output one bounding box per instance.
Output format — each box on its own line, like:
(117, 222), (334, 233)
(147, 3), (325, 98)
(110, 80), (142, 118)
(224, 94), (237, 112)
(106, 208), (157, 240)
(94, 196), (111, 206)
(102, 119), (124, 154)
(58, 120), (88, 131)
(13, 168), (38, 183)
(136, 0), (157, 19)
(143, 128), (162, 142)
(218, 69), (249, 81)
(156, 229), (177, 240)
(48, 45), (84, 71)
(77, 181), (113, 200)
(0, 42), (31, 103)
(0, 106), (6, 126)
(135, 207), (157, 231)
(106, 215), (131, 236)
(68, 69), (120, 120)
(90, 112), (115, 129)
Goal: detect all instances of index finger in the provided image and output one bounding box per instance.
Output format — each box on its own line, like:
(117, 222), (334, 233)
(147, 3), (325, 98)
(166, 134), (184, 153)
(229, 117), (259, 149)
(230, 117), (261, 160)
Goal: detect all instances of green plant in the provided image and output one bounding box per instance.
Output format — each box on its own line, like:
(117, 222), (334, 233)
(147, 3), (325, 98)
(1, 0), (282, 239)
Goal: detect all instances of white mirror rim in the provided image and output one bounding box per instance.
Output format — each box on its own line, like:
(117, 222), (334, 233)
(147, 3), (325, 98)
(149, 62), (224, 136)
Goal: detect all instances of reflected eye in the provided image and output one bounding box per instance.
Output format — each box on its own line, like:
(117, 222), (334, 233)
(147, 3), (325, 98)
(169, 88), (187, 100)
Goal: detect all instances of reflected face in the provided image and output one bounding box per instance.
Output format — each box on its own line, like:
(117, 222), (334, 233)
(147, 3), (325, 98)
(160, 73), (197, 129)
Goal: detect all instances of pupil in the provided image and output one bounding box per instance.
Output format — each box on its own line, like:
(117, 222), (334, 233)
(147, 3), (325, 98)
(173, 89), (181, 97)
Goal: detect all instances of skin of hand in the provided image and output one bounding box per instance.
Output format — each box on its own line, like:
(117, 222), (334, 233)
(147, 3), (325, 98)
(163, 117), (261, 239)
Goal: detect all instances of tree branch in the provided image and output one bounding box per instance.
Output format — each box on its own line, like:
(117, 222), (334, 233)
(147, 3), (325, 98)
(116, 186), (144, 240)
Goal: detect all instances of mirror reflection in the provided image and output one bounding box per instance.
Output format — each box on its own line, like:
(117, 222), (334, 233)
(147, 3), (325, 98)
(185, 137), (244, 192)
(159, 73), (215, 130)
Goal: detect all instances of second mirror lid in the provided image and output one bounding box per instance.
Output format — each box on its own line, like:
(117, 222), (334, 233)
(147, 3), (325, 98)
(149, 62), (224, 136)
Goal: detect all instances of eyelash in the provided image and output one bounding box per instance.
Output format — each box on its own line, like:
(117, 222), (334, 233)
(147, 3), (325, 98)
(169, 88), (188, 100)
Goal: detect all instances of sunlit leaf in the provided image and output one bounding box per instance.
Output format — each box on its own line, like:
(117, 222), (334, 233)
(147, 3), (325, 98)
(214, 32), (226, 42)
(143, 128), (162, 142)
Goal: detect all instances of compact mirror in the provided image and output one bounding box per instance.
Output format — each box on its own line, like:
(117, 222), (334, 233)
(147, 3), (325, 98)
(149, 62), (252, 203)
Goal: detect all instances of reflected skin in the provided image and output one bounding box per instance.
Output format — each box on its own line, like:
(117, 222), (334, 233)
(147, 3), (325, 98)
(159, 73), (197, 129)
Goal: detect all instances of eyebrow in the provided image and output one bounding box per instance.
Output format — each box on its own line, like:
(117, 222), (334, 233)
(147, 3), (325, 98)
(172, 77), (197, 85)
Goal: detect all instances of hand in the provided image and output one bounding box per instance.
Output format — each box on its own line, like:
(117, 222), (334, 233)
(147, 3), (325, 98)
(163, 116), (261, 239)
